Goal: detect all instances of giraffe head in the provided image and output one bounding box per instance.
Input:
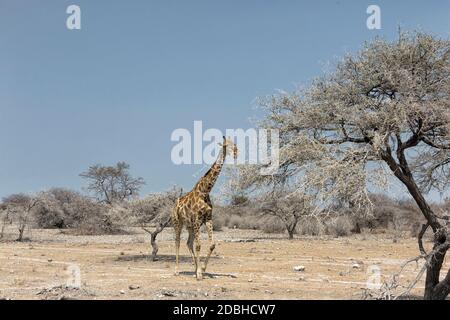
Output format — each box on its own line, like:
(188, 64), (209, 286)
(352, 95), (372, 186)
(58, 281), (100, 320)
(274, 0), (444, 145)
(221, 136), (238, 160)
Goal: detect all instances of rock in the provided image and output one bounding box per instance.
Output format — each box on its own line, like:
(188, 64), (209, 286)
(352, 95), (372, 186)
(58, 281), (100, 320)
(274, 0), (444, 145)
(119, 290), (125, 294)
(129, 285), (140, 290)
(293, 266), (305, 272)
(248, 279), (253, 282)
(221, 287), (227, 293)
(47, 259), (53, 263)
(162, 290), (176, 297)
(352, 263), (360, 269)
(297, 276), (306, 281)
(163, 292), (175, 297)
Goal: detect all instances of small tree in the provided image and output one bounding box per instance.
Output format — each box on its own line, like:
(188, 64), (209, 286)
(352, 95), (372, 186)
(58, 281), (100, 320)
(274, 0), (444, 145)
(80, 162), (145, 204)
(260, 191), (313, 239)
(129, 187), (181, 260)
(2, 193), (44, 241)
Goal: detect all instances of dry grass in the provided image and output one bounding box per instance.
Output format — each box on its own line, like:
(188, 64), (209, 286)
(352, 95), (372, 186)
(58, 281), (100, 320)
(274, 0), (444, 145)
(0, 226), (448, 300)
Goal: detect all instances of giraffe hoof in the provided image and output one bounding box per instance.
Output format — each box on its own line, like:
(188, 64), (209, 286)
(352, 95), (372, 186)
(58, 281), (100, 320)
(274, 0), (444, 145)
(196, 273), (203, 281)
(174, 271), (179, 276)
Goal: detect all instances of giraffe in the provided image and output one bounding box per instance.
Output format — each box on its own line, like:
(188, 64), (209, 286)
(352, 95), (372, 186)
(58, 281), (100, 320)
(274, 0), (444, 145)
(172, 136), (238, 280)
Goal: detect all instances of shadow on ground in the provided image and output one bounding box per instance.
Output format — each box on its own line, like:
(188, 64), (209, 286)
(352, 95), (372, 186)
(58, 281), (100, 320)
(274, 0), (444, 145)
(116, 254), (220, 263)
(178, 271), (237, 279)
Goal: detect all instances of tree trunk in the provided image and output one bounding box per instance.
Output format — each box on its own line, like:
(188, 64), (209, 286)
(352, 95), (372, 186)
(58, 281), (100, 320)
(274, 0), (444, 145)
(382, 151), (449, 299)
(150, 222), (167, 261)
(286, 221), (297, 240)
(17, 224), (24, 242)
(0, 218), (6, 239)
(401, 179), (449, 299)
(288, 229), (294, 240)
(428, 267), (450, 300)
(150, 229), (160, 261)
(423, 231), (450, 300)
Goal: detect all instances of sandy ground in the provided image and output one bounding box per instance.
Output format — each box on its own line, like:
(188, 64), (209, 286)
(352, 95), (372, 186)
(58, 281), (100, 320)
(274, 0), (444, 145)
(0, 227), (448, 300)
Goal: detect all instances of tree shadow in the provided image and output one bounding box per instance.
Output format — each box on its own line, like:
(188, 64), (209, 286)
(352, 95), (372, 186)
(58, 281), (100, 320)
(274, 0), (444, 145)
(178, 271), (237, 279)
(116, 254), (219, 263)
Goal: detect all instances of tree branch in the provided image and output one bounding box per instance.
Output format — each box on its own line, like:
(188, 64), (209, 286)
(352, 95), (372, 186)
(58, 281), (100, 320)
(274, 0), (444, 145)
(418, 223), (429, 255)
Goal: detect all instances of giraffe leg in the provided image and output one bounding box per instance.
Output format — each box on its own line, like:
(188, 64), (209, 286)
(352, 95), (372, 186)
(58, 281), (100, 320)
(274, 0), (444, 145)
(186, 229), (196, 271)
(194, 224), (202, 280)
(174, 225), (181, 276)
(202, 219), (216, 273)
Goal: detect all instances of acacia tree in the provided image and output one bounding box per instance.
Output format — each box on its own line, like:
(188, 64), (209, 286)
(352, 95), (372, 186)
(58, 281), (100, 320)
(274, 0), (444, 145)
(252, 32), (450, 299)
(80, 162), (145, 204)
(2, 193), (45, 241)
(260, 191), (313, 239)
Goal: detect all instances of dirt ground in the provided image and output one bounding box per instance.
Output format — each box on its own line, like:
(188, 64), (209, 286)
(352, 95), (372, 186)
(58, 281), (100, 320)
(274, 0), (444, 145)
(0, 227), (448, 300)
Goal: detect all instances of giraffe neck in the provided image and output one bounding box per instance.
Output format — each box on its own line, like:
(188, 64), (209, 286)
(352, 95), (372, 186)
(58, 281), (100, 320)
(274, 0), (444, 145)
(194, 145), (226, 195)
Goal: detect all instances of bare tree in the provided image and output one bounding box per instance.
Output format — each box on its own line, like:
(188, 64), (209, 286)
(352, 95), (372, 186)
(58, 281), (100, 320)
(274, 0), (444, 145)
(0, 203), (11, 239)
(260, 191), (313, 239)
(248, 32), (450, 299)
(2, 193), (44, 241)
(129, 187), (181, 260)
(80, 162), (145, 204)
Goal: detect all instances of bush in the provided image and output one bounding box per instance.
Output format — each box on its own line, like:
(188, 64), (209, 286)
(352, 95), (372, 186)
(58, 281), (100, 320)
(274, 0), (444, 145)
(223, 214), (260, 230)
(297, 218), (325, 236)
(228, 215), (243, 229)
(326, 216), (353, 237)
(260, 217), (286, 234)
(33, 188), (124, 235)
(212, 217), (224, 231)
(34, 189), (86, 229)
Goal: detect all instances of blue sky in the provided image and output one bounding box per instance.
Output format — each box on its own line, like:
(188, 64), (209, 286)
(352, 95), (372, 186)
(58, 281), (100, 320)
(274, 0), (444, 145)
(0, 0), (449, 201)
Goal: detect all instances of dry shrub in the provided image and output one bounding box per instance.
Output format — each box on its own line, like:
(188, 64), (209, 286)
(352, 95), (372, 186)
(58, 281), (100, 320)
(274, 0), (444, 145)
(325, 216), (354, 237)
(33, 188), (83, 228)
(297, 217), (325, 236)
(212, 217), (224, 231)
(30, 188), (124, 235)
(228, 215), (244, 229)
(225, 214), (260, 230)
(70, 202), (124, 235)
(260, 217), (286, 234)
